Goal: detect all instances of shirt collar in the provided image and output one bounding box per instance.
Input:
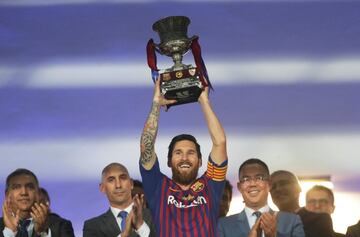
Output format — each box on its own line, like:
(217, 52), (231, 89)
(244, 205), (270, 219)
(110, 203), (133, 218)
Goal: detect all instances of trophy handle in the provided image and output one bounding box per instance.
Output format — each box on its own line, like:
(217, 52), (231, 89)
(153, 43), (163, 55)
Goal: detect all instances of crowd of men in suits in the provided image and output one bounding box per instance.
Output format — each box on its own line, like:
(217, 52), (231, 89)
(2, 81), (360, 237)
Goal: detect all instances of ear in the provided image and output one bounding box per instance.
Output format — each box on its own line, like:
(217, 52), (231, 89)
(99, 183), (105, 193)
(237, 182), (241, 192)
(199, 158), (202, 167)
(296, 183), (302, 193)
(330, 205), (335, 214)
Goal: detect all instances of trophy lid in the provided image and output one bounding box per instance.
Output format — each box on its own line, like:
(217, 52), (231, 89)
(152, 16), (191, 44)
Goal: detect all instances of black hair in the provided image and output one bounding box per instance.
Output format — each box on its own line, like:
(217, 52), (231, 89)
(39, 187), (51, 205)
(238, 158), (270, 178)
(5, 168), (39, 193)
(133, 179), (143, 188)
(167, 134), (202, 167)
(224, 179), (233, 200)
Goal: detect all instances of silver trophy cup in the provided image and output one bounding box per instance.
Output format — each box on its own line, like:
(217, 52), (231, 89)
(152, 16), (206, 107)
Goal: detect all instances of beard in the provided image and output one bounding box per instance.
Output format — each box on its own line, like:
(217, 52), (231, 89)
(172, 163), (200, 186)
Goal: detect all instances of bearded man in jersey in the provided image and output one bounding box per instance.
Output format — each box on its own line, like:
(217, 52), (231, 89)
(139, 79), (228, 237)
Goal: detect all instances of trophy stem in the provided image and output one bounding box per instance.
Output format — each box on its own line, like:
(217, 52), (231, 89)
(172, 53), (185, 70)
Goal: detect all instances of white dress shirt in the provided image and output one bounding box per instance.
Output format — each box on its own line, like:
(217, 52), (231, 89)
(2, 218), (51, 237)
(110, 203), (150, 237)
(244, 205), (270, 237)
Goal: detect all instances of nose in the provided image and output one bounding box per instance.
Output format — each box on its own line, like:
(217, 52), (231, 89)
(115, 178), (122, 188)
(20, 186), (28, 195)
(180, 153), (188, 160)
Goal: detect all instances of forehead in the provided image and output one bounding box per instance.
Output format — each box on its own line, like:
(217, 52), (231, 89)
(103, 166), (129, 177)
(239, 163), (267, 177)
(307, 189), (331, 199)
(271, 173), (292, 183)
(9, 174), (37, 185)
(173, 140), (196, 150)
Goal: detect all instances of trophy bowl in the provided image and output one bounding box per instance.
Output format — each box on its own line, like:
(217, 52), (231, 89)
(151, 16), (206, 107)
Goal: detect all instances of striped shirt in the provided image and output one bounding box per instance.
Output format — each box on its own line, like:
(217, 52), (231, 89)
(140, 156), (227, 237)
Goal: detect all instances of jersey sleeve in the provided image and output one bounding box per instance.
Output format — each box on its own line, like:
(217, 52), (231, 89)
(139, 156), (164, 204)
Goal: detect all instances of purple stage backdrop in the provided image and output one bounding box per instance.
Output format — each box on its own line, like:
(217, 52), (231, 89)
(1, 0), (360, 235)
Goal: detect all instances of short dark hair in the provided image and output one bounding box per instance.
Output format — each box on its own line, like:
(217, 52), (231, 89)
(39, 187), (51, 205)
(307, 185), (335, 205)
(5, 168), (39, 193)
(224, 179), (233, 200)
(167, 134), (202, 167)
(133, 179), (143, 188)
(238, 158), (270, 178)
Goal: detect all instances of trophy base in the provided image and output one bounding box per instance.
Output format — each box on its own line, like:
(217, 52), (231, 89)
(160, 67), (203, 109)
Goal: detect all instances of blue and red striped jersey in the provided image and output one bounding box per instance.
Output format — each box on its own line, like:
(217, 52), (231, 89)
(140, 156), (227, 237)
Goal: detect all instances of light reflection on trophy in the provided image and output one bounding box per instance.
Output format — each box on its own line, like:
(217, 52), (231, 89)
(147, 16), (212, 108)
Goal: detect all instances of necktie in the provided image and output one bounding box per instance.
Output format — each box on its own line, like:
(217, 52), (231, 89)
(118, 211), (128, 232)
(253, 211), (262, 237)
(18, 219), (31, 237)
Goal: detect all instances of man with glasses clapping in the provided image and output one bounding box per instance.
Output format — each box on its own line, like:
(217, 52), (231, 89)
(218, 158), (305, 237)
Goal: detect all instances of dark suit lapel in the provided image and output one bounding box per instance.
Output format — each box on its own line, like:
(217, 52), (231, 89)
(238, 209), (251, 234)
(100, 209), (121, 237)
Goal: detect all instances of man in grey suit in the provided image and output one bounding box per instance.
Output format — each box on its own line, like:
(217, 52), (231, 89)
(83, 163), (156, 237)
(218, 159), (304, 237)
(347, 221), (360, 237)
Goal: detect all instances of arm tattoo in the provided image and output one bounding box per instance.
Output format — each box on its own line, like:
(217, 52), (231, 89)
(140, 101), (160, 165)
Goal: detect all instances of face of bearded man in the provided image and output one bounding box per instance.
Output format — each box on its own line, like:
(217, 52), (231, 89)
(170, 140), (202, 186)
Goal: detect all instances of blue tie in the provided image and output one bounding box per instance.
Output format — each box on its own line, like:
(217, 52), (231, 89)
(118, 211), (128, 232)
(253, 211), (262, 237)
(18, 219), (31, 237)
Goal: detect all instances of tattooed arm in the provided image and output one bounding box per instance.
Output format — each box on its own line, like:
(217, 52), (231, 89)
(140, 79), (176, 170)
(198, 87), (227, 165)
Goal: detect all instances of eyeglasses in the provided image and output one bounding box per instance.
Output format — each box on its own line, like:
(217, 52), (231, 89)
(306, 198), (330, 206)
(239, 175), (269, 186)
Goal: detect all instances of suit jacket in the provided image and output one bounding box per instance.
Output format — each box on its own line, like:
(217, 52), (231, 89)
(47, 213), (75, 237)
(218, 209), (305, 237)
(296, 207), (333, 237)
(0, 214), (75, 237)
(333, 231), (346, 237)
(346, 221), (360, 237)
(83, 208), (156, 237)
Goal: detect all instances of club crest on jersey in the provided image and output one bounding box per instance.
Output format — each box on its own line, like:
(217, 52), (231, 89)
(191, 180), (204, 192)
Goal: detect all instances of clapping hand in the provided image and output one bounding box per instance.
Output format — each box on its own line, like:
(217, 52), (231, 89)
(2, 197), (20, 232)
(31, 202), (50, 235)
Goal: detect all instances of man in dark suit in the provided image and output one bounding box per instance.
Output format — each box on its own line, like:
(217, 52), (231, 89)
(218, 159), (304, 237)
(1, 168), (75, 237)
(270, 170), (334, 237)
(38, 187), (75, 237)
(347, 221), (360, 237)
(83, 163), (156, 237)
(305, 185), (345, 237)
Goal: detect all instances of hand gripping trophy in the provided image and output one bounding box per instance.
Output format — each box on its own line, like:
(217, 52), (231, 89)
(146, 16), (213, 109)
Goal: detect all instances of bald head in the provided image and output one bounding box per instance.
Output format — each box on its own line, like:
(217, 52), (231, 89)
(270, 170), (301, 213)
(101, 163), (129, 182)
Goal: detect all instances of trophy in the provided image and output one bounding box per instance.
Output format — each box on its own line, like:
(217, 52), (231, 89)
(147, 16), (212, 108)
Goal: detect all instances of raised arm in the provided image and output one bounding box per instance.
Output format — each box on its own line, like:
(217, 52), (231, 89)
(140, 79), (176, 170)
(198, 87), (227, 165)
